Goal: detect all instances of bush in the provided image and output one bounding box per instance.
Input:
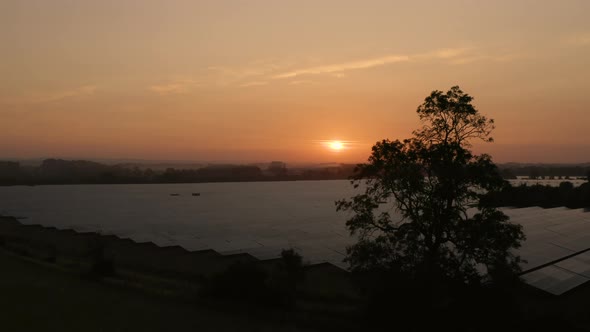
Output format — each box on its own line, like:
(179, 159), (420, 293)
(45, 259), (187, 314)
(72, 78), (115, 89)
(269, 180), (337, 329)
(356, 266), (524, 331)
(200, 249), (305, 308)
(267, 249), (305, 308)
(200, 261), (273, 303)
(85, 239), (114, 278)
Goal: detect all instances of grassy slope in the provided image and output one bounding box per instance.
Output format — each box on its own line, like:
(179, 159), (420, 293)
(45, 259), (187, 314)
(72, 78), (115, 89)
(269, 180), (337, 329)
(0, 251), (306, 332)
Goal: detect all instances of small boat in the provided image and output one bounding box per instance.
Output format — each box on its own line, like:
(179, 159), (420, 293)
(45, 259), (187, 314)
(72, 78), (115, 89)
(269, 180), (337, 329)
(192, 193), (201, 196)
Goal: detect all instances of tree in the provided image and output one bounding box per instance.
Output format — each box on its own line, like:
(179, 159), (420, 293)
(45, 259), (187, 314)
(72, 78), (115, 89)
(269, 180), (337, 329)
(528, 167), (540, 180)
(268, 161), (287, 177)
(336, 86), (525, 293)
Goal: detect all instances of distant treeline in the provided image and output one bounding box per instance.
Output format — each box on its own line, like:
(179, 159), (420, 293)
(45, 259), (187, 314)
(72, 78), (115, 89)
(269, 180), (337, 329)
(0, 159), (357, 186)
(498, 164), (590, 180)
(484, 181), (590, 209)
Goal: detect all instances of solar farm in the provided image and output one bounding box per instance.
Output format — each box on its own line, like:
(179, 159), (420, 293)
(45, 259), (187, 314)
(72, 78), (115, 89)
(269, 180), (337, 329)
(1, 183), (589, 296)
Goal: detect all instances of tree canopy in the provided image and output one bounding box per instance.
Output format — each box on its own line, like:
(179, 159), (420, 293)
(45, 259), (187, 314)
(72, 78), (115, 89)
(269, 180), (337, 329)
(337, 86), (525, 287)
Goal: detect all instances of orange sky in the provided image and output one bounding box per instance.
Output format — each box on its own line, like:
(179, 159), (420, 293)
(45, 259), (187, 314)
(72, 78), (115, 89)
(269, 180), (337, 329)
(1, 0), (590, 163)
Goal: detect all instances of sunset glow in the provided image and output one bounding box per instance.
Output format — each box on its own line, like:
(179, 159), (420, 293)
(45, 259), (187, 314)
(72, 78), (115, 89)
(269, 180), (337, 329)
(1, 1), (590, 163)
(329, 141), (344, 151)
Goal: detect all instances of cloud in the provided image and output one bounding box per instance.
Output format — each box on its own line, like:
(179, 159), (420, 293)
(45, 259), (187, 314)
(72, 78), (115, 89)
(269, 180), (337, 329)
(207, 59), (290, 85)
(207, 66), (266, 80)
(431, 48), (471, 59)
(149, 79), (199, 95)
(564, 33), (590, 46)
(289, 80), (315, 85)
(449, 53), (523, 65)
(240, 81), (268, 87)
(271, 48), (479, 79)
(272, 55), (410, 79)
(0, 85), (98, 106)
(37, 85), (97, 103)
(193, 46), (518, 87)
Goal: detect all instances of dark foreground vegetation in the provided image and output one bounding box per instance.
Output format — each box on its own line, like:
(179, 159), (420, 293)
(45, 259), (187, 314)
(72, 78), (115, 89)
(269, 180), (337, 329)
(0, 159), (356, 186)
(0, 250), (312, 332)
(485, 181), (590, 209)
(498, 164), (590, 180)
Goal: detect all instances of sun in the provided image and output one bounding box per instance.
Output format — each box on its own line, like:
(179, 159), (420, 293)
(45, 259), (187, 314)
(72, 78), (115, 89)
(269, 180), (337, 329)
(329, 141), (344, 151)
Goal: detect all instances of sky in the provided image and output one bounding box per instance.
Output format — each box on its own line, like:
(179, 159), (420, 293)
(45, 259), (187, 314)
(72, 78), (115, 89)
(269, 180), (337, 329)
(1, 0), (590, 164)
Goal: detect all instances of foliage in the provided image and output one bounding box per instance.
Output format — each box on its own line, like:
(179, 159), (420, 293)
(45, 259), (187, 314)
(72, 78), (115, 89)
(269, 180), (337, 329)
(497, 164), (590, 179)
(336, 86), (525, 289)
(484, 182), (590, 209)
(85, 239), (114, 278)
(0, 159), (357, 185)
(200, 249), (305, 308)
(268, 249), (305, 307)
(268, 161), (288, 177)
(201, 261), (269, 301)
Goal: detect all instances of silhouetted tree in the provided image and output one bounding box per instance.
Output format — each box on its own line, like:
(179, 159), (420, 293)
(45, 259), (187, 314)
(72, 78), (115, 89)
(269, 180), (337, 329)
(484, 182), (590, 209)
(528, 167), (540, 180)
(337, 87), (525, 307)
(499, 168), (517, 180)
(268, 161), (287, 177)
(0, 161), (22, 185)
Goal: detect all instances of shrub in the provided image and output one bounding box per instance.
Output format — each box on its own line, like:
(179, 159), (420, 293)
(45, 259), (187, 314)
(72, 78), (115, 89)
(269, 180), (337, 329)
(267, 249), (305, 308)
(200, 249), (305, 308)
(85, 239), (114, 278)
(200, 261), (273, 303)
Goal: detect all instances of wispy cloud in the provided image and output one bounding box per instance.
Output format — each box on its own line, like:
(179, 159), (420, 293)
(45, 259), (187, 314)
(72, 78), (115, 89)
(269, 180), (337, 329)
(0, 85), (98, 105)
(289, 80), (315, 85)
(272, 55), (410, 79)
(431, 48), (471, 59)
(207, 66), (266, 81)
(207, 59), (290, 86)
(448, 54), (518, 65)
(269, 47), (523, 79)
(240, 81), (268, 87)
(149, 79), (199, 95)
(171, 47), (519, 89)
(37, 85), (97, 103)
(564, 32), (590, 46)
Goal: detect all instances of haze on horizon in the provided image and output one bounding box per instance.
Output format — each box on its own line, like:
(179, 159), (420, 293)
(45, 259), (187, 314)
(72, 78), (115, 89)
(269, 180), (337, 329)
(1, 0), (589, 164)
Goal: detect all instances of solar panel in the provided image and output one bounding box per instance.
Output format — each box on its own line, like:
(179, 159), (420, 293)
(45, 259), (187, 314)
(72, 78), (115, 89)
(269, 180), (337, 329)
(4, 182), (590, 296)
(521, 265), (590, 295)
(554, 254), (590, 278)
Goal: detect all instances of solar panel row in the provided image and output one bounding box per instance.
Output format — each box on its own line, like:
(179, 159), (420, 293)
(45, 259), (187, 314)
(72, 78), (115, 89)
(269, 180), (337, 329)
(512, 207), (590, 295)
